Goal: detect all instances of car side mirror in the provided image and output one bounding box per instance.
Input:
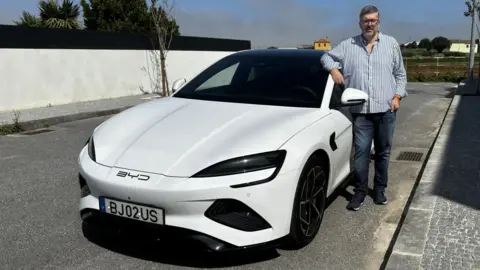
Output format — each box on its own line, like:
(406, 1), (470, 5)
(172, 78), (186, 94)
(339, 88), (368, 106)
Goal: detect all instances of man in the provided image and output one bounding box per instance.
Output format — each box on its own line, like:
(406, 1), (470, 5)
(320, 5), (407, 211)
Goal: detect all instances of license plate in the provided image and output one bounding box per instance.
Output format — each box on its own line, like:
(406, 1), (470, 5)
(99, 197), (164, 225)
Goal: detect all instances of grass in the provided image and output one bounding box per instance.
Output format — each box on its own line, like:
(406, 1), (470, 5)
(0, 110), (24, 135)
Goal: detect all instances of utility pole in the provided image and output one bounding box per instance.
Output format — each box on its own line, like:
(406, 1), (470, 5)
(469, 0), (478, 82)
(476, 15), (480, 93)
(472, 0), (480, 94)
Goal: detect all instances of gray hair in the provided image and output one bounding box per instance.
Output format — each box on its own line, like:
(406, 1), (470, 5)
(359, 5), (380, 20)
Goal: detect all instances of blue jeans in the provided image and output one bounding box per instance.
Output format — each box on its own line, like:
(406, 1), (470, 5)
(352, 110), (396, 195)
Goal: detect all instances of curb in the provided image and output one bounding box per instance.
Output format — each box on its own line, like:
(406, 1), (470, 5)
(0, 106), (133, 134)
(380, 85), (459, 269)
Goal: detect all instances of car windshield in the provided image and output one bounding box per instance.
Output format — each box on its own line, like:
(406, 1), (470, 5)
(173, 53), (329, 108)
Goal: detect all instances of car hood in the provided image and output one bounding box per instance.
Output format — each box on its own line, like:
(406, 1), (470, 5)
(92, 97), (329, 177)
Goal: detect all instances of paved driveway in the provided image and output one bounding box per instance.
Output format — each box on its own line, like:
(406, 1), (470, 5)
(0, 83), (456, 270)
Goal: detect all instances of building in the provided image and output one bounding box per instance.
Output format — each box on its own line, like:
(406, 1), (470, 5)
(314, 38), (331, 51)
(449, 39), (477, 53)
(297, 44), (314, 49)
(402, 41), (418, 48)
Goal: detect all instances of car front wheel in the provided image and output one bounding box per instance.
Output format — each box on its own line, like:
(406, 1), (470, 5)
(284, 154), (327, 249)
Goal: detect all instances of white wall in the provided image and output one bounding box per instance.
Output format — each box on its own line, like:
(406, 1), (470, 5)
(0, 49), (234, 111)
(449, 43), (477, 53)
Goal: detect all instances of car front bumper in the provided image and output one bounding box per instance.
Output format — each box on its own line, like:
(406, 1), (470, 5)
(77, 146), (300, 251)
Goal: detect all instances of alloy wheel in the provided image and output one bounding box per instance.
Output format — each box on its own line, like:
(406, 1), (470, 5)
(298, 165), (326, 237)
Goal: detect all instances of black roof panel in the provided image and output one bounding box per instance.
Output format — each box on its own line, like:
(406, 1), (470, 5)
(233, 49), (327, 58)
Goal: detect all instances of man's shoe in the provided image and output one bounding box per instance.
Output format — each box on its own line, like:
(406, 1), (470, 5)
(347, 192), (366, 211)
(373, 190), (388, 205)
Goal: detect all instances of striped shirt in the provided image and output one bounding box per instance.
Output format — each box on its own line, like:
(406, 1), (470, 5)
(320, 32), (407, 114)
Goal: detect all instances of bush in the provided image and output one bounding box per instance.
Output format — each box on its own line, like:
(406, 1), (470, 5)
(422, 51), (435, 57)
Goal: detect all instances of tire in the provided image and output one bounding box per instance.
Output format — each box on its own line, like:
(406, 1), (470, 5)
(283, 154), (328, 249)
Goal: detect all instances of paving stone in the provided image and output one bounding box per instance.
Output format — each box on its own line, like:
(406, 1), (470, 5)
(0, 94), (158, 127)
(388, 95), (480, 270)
(419, 161), (441, 183)
(420, 191), (480, 270)
(384, 253), (421, 270)
(410, 181), (436, 210)
(392, 208), (432, 255)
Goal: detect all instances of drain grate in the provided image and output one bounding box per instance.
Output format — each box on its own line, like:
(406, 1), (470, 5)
(396, 151), (424, 162)
(21, 128), (54, 135)
(407, 90), (422, 94)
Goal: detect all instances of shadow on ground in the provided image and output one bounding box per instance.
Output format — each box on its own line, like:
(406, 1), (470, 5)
(444, 86), (458, 99)
(432, 84), (480, 210)
(406, 83), (457, 99)
(82, 221), (280, 268)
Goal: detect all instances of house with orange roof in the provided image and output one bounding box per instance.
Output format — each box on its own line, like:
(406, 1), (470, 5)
(314, 38), (331, 51)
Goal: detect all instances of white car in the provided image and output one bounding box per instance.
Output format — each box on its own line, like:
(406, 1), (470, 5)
(78, 49), (373, 252)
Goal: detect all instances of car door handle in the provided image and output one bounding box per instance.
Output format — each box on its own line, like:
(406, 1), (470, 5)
(329, 132), (338, 151)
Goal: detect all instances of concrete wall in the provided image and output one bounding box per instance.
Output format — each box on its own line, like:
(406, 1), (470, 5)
(0, 49), (233, 111)
(0, 25), (251, 112)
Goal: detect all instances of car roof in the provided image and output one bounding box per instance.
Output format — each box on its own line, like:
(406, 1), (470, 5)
(233, 49), (327, 58)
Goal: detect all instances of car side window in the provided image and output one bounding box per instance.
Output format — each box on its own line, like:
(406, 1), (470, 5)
(330, 83), (345, 108)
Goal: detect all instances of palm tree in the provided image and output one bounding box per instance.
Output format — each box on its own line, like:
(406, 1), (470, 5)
(38, 0), (81, 29)
(13, 11), (42, 27)
(464, 0), (479, 17)
(13, 0), (81, 29)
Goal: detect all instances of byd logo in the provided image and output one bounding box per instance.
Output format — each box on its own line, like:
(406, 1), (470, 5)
(116, 170), (150, 181)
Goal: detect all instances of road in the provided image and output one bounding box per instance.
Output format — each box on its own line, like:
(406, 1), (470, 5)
(0, 83), (455, 270)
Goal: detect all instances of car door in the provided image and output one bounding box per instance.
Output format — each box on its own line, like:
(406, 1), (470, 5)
(328, 82), (355, 187)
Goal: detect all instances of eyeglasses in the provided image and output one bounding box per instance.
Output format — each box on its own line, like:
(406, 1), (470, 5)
(361, 19), (378, 25)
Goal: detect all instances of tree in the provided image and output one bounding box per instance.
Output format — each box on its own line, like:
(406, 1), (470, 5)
(464, 0), (479, 18)
(80, 0), (150, 32)
(13, 11), (42, 27)
(13, 0), (81, 29)
(39, 0), (81, 29)
(147, 0), (180, 96)
(80, 0), (179, 35)
(418, 38), (432, 51)
(431, 36), (452, 53)
(80, 0), (180, 96)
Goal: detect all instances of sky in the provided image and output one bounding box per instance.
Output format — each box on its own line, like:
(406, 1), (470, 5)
(0, 0), (476, 48)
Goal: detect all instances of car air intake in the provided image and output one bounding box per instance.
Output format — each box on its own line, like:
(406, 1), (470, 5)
(79, 174), (91, 198)
(205, 199), (271, 232)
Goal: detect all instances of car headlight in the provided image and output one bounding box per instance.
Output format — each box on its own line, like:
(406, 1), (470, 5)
(86, 136), (96, 162)
(192, 150), (286, 178)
